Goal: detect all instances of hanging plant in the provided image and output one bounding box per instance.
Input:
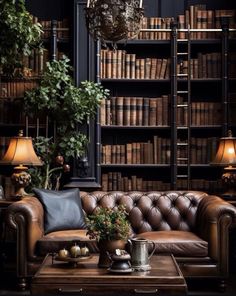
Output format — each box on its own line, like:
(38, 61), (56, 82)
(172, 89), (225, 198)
(0, 0), (42, 75)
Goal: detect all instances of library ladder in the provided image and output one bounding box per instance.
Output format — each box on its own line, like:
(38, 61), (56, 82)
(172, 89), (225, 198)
(171, 25), (191, 190)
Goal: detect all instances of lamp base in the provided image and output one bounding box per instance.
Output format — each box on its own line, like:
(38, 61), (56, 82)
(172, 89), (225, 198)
(221, 166), (236, 200)
(11, 166), (31, 199)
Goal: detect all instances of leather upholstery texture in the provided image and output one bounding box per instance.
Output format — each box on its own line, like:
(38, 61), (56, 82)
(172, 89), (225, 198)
(6, 190), (236, 286)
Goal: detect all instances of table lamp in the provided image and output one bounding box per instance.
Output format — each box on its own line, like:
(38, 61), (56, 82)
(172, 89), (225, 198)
(211, 130), (236, 199)
(0, 130), (42, 198)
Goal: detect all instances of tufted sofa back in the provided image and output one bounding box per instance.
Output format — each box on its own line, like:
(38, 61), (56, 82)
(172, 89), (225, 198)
(80, 191), (208, 234)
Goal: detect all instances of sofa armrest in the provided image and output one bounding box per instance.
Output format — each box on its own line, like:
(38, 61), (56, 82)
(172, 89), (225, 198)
(6, 196), (44, 261)
(196, 195), (236, 272)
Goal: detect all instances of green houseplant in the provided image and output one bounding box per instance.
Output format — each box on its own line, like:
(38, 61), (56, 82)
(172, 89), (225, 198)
(86, 205), (131, 241)
(24, 55), (109, 189)
(86, 205), (131, 267)
(0, 0), (42, 75)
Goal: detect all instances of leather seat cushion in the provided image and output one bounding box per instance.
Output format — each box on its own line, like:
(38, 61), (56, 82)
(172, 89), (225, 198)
(136, 230), (208, 257)
(36, 229), (98, 256)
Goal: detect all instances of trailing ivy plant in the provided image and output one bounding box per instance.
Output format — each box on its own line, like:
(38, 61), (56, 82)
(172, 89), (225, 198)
(24, 55), (109, 189)
(0, 0), (42, 75)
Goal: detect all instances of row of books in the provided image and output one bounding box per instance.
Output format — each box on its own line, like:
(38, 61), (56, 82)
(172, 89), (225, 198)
(101, 137), (171, 165)
(178, 52), (221, 79)
(135, 6), (236, 40)
(178, 137), (218, 164)
(100, 49), (170, 79)
(36, 18), (70, 39)
(0, 79), (38, 98)
(191, 102), (222, 126)
(100, 96), (169, 126)
(102, 172), (171, 191)
(101, 172), (221, 192)
(176, 100), (222, 126)
(101, 136), (218, 165)
(176, 179), (222, 192)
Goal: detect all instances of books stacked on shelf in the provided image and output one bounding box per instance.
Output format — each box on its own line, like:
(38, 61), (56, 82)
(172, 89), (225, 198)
(191, 102), (221, 125)
(102, 172), (171, 191)
(101, 172), (221, 193)
(100, 49), (170, 79)
(190, 137), (218, 164)
(100, 95), (169, 126)
(134, 6), (236, 40)
(38, 18), (70, 39)
(177, 179), (221, 192)
(177, 52), (221, 79)
(137, 17), (174, 40)
(101, 136), (171, 165)
(101, 136), (218, 166)
(0, 78), (39, 98)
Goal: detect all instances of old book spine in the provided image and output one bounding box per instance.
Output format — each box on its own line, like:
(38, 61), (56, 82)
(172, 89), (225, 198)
(125, 54), (131, 79)
(123, 97), (131, 126)
(116, 96), (124, 126)
(149, 98), (157, 126)
(143, 98), (149, 126)
(111, 97), (117, 125)
(130, 97), (137, 126)
(136, 97), (143, 126)
(130, 54), (136, 79)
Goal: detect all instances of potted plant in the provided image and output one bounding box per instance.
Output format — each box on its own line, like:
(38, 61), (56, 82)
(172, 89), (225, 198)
(0, 0), (42, 76)
(24, 55), (109, 189)
(86, 205), (131, 267)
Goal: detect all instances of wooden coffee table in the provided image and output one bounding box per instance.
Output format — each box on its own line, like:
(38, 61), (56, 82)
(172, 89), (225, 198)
(30, 254), (187, 295)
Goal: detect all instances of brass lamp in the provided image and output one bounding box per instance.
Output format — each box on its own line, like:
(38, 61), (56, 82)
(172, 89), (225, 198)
(85, 0), (144, 47)
(0, 130), (42, 198)
(211, 130), (236, 199)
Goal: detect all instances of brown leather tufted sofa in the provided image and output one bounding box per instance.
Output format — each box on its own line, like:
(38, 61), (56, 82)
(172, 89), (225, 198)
(6, 190), (236, 290)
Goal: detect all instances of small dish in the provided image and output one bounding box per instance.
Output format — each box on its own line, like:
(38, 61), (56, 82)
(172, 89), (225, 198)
(54, 254), (92, 266)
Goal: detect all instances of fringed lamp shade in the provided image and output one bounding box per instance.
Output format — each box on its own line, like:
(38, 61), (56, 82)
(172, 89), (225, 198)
(211, 130), (236, 199)
(0, 132), (42, 198)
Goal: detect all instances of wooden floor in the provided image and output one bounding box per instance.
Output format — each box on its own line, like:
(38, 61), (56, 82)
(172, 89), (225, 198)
(1, 273), (236, 296)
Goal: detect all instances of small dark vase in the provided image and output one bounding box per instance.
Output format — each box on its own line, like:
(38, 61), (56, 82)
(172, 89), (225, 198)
(97, 240), (127, 268)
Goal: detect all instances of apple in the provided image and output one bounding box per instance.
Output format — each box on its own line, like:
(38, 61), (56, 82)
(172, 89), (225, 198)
(70, 244), (81, 257)
(58, 248), (69, 258)
(80, 246), (89, 256)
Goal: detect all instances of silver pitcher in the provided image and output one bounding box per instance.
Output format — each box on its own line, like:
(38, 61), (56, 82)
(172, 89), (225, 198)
(128, 238), (156, 271)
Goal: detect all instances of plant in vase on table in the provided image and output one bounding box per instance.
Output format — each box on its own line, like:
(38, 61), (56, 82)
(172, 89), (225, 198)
(86, 205), (131, 267)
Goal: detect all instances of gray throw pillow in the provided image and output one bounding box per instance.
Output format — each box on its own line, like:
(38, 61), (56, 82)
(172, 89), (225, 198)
(33, 188), (86, 234)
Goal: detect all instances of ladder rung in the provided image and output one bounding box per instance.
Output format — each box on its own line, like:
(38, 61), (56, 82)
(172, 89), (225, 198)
(177, 52), (188, 56)
(177, 143), (188, 146)
(177, 104), (188, 107)
(177, 39), (188, 42)
(177, 90), (188, 94)
(177, 175), (188, 178)
(177, 126), (188, 130)
(177, 158), (188, 161)
(177, 74), (188, 77)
